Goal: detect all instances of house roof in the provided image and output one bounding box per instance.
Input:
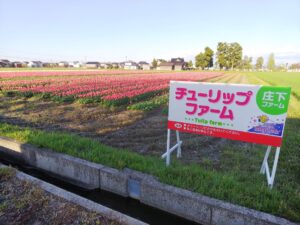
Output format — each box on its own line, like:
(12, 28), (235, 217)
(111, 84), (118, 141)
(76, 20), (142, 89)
(125, 61), (138, 66)
(173, 62), (185, 66)
(86, 62), (100, 64)
(159, 62), (174, 67)
(171, 58), (184, 63)
(139, 61), (149, 65)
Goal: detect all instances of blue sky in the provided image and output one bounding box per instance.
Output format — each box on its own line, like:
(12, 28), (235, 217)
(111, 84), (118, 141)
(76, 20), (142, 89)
(0, 0), (300, 64)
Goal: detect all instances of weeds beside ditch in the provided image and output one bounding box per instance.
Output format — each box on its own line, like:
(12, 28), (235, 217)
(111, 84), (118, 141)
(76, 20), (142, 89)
(0, 122), (299, 222)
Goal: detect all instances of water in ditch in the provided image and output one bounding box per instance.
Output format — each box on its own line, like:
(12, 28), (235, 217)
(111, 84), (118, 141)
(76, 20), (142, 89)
(0, 152), (200, 225)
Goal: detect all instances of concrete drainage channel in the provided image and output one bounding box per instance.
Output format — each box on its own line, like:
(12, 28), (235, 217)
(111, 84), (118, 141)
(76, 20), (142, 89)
(0, 136), (298, 225)
(0, 162), (147, 225)
(0, 157), (198, 225)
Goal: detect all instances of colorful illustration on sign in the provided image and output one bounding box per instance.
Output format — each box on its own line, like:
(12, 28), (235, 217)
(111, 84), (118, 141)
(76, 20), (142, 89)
(247, 115), (284, 137)
(168, 81), (291, 147)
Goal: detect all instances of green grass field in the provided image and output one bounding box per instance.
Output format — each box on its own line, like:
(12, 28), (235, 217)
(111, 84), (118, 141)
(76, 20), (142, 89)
(0, 71), (299, 221)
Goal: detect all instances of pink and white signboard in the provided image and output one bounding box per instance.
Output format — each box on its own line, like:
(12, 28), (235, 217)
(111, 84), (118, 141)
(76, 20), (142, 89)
(168, 81), (291, 147)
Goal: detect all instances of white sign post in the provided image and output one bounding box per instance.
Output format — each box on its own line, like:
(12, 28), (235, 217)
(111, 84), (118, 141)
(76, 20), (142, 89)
(162, 81), (291, 188)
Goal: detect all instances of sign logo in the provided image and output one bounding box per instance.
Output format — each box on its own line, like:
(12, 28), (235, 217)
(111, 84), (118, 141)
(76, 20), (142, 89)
(174, 123), (183, 129)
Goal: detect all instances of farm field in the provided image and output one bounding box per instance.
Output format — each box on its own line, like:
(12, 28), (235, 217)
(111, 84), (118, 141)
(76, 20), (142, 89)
(0, 70), (299, 221)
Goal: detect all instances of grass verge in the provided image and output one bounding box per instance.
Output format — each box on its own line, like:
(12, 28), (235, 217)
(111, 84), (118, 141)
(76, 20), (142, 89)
(0, 122), (299, 221)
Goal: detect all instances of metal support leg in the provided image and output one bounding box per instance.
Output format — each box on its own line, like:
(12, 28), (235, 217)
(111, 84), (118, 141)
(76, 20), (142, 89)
(270, 147), (280, 188)
(162, 129), (183, 165)
(166, 129), (171, 166)
(260, 146), (271, 174)
(260, 146), (281, 188)
(176, 130), (181, 158)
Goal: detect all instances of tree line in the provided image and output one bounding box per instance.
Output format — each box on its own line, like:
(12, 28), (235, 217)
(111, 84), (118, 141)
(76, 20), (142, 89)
(194, 42), (277, 71)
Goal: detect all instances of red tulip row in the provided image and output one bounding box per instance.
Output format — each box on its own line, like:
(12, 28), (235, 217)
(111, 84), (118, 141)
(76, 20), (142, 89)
(0, 72), (222, 104)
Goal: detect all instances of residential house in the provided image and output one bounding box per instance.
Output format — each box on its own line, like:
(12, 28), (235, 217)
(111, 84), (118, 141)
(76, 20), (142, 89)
(22, 61), (29, 67)
(171, 58), (187, 70)
(27, 61), (43, 68)
(42, 62), (51, 67)
(69, 61), (81, 68)
(99, 63), (108, 69)
(138, 61), (150, 70)
(58, 61), (69, 67)
(42, 62), (59, 68)
(106, 63), (113, 69)
(12, 61), (23, 68)
(156, 58), (187, 71)
(86, 62), (100, 69)
(157, 62), (174, 70)
(119, 62), (125, 69)
(111, 62), (119, 69)
(0, 59), (11, 67)
(157, 59), (167, 66)
(124, 61), (139, 70)
(99, 62), (113, 69)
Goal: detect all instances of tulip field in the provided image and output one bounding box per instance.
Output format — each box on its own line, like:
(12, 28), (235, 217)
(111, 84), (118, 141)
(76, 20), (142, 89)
(0, 70), (222, 106)
(0, 70), (300, 221)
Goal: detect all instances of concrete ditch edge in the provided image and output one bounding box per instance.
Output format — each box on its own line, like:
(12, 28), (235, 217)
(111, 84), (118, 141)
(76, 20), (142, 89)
(0, 136), (299, 225)
(0, 163), (147, 225)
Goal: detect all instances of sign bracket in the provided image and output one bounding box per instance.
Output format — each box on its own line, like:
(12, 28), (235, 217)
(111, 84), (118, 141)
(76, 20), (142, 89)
(260, 145), (281, 188)
(161, 129), (182, 166)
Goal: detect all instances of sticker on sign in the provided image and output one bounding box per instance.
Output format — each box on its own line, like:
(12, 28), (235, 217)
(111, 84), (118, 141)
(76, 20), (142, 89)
(168, 81), (291, 147)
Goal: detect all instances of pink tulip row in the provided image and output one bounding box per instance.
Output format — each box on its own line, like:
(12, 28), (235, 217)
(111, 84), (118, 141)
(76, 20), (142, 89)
(0, 70), (159, 78)
(1, 72), (223, 102)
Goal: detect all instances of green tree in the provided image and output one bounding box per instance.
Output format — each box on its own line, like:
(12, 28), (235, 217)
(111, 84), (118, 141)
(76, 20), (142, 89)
(195, 46), (214, 69)
(217, 42), (242, 70)
(216, 42), (228, 69)
(187, 60), (193, 68)
(255, 56), (264, 70)
(240, 55), (252, 70)
(195, 53), (206, 69)
(204, 47), (214, 67)
(267, 53), (275, 71)
(228, 42), (243, 69)
(152, 58), (157, 68)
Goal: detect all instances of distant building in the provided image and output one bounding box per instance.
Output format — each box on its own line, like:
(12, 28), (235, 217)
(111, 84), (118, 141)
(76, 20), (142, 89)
(42, 62), (50, 67)
(119, 62), (125, 69)
(69, 61), (81, 68)
(99, 62), (114, 69)
(27, 61), (43, 68)
(156, 58), (187, 70)
(171, 58), (187, 70)
(138, 61), (150, 70)
(157, 62), (174, 70)
(58, 61), (69, 67)
(111, 62), (119, 69)
(157, 59), (167, 66)
(99, 63), (108, 69)
(0, 59), (11, 67)
(12, 62), (23, 68)
(124, 61), (139, 70)
(86, 62), (100, 69)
